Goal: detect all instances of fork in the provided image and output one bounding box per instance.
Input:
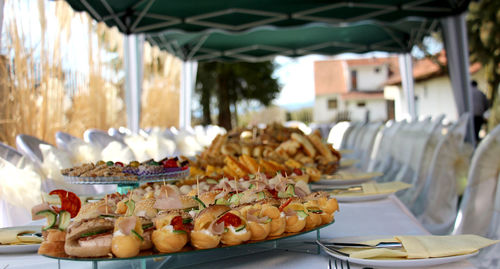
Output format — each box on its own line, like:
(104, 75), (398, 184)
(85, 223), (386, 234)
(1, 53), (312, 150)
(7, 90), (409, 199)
(328, 257), (351, 269)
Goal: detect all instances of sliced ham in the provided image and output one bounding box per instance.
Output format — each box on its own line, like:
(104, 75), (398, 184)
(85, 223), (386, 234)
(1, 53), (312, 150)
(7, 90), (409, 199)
(284, 208), (297, 217)
(157, 185), (180, 199)
(154, 197), (183, 210)
(246, 209), (270, 223)
(31, 202), (54, 220)
(117, 216), (137, 235)
(294, 186), (307, 198)
(209, 221), (225, 235)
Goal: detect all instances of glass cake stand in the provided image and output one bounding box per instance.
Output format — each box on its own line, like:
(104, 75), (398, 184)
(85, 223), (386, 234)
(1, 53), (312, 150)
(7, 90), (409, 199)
(44, 220), (333, 269)
(63, 169), (190, 194)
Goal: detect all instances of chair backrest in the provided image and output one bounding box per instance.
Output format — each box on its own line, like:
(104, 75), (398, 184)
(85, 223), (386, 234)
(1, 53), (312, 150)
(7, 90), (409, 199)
(453, 123), (500, 236)
(55, 131), (83, 152)
(0, 142), (25, 167)
(16, 134), (52, 164)
(328, 121), (351, 149)
(415, 113), (471, 234)
(356, 122), (383, 171)
(84, 129), (126, 149)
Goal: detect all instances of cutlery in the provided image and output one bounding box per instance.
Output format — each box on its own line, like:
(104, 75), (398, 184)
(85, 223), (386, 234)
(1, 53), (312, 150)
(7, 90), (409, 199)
(311, 185), (363, 193)
(329, 257), (351, 269)
(316, 240), (350, 257)
(320, 241), (402, 249)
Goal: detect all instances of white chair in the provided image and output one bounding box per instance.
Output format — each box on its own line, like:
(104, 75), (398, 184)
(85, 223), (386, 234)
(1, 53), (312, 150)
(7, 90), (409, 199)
(84, 129), (126, 149)
(327, 121), (351, 149)
(354, 122), (383, 171)
(414, 113), (471, 235)
(16, 134), (51, 164)
(379, 120), (416, 182)
(452, 124), (500, 269)
(368, 121), (402, 179)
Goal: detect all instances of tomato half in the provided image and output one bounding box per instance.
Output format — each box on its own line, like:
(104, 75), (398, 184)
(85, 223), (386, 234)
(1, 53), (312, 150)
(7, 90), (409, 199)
(216, 212), (242, 227)
(49, 189), (81, 218)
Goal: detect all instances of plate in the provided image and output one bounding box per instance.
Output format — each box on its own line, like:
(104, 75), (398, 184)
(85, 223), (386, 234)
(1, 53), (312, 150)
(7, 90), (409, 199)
(314, 172), (382, 186)
(332, 192), (392, 202)
(0, 225), (42, 253)
(321, 236), (477, 268)
(339, 159), (358, 168)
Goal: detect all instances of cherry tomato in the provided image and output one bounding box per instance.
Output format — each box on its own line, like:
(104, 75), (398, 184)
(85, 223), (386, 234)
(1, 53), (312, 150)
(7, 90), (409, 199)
(279, 198), (293, 212)
(216, 212), (242, 227)
(171, 216), (184, 231)
(49, 189), (81, 218)
(280, 170), (287, 177)
(268, 189), (278, 198)
(115, 162), (124, 167)
(293, 168), (303, 176)
(163, 159), (178, 168)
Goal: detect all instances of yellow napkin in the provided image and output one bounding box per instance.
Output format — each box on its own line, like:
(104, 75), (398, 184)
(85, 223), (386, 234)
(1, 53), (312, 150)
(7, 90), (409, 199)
(342, 235), (499, 259)
(324, 171), (383, 181)
(334, 181), (411, 196)
(0, 226), (43, 245)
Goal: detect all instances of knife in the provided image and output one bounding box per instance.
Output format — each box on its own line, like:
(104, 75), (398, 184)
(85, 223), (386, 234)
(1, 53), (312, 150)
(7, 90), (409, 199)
(317, 241), (402, 249)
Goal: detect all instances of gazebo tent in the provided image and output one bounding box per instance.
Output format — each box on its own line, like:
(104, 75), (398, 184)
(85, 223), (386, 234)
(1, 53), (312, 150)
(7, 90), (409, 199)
(61, 0), (474, 143)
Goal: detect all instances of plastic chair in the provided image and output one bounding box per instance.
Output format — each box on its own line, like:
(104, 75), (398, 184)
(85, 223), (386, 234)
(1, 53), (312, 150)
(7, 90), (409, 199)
(414, 113), (471, 235)
(84, 129), (127, 150)
(327, 121), (351, 149)
(355, 122), (383, 171)
(55, 131), (83, 152)
(16, 134), (52, 164)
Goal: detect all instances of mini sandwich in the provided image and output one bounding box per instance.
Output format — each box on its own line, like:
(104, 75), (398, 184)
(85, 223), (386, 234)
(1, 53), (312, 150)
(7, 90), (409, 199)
(238, 204), (271, 241)
(111, 216), (143, 258)
(218, 210), (251, 246)
(303, 200), (323, 229)
(306, 192), (339, 224)
(190, 205), (229, 249)
(133, 199), (157, 250)
(280, 198), (308, 233)
(151, 212), (190, 253)
(64, 217), (115, 257)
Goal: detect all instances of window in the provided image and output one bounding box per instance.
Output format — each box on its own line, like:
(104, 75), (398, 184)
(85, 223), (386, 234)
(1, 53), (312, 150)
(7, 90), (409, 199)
(327, 98), (338, 109)
(374, 67), (380, 73)
(357, 101), (366, 107)
(351, 70), (357, 89)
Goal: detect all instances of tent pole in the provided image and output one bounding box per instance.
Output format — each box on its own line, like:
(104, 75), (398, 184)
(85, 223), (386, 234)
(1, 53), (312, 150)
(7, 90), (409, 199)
(399, 53), (416, 121)
(441, 14), (475, 146)
(0, 0), (4, 49)
(179, 61), (198, 129)
(124, 34), (144, 134)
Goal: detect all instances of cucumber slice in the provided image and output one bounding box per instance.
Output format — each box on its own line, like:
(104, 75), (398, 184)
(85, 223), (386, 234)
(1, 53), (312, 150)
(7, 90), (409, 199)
(36, 210), (57, 231)
(182, 218), (192, 224)
(99, 214), (118, 218)
(296, 210), (309, 219)
(249, 174), (256, 179)
(131, 229), (144, 241)
(285, 184), (295, 196)
(228, 193), (243, 204)
(58, 210), (71, 231)
(308, 208), (323, 214)
(277, 191), (292, 198)
(206, 179), (218, 185)
(172, 230), (187, 234)
(257, 191), (266, 200)
(215, 198), (229, 205)
(192, 195), (206, 209)
(142, 223), (154, 230)
(124, 199), (135, 216)
(234, 224), (246, 232)
(224, 228), (229, 233)
(248, 184), (255, 189)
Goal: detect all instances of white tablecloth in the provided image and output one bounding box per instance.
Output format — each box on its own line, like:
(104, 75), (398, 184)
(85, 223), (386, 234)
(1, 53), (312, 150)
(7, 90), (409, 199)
(0, 195), (475, 269)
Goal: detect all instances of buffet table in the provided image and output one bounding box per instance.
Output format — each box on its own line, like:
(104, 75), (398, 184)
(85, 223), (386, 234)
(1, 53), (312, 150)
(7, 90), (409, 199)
(0, 195), (474, 269)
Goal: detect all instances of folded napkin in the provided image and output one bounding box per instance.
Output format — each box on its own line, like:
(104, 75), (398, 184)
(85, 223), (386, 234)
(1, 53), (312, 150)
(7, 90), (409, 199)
(324, 171), (383, 181)
(341, 235), (499, 259)
(0, 226), (42, 244)
(334, 182), (411, 196)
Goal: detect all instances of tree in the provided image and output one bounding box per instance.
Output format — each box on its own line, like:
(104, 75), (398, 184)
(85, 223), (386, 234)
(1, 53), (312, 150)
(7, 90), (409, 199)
(467, 0), (500, 129)
(195, 61), (280, 130)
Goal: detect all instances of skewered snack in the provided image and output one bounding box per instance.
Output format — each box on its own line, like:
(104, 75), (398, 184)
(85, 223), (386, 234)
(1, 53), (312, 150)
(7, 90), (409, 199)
(152, 212), (190, 253)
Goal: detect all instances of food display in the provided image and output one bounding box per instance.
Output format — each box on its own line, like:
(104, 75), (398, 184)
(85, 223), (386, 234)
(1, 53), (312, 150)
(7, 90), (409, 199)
(61, 157), (189, 182)
(34, 172), (338, 259)
(188, 124), (341, 183)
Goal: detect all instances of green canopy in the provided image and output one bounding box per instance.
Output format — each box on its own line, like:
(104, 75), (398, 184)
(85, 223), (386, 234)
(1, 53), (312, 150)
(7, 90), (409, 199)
(65, 0), (468, 34)
(146, 19), (437, 62)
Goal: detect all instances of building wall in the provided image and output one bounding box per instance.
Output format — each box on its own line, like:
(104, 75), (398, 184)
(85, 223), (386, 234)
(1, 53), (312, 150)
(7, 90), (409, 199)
(384, 70), (488, 122)
(348, 64), (390, 91)
(345, 99), (387, 122)
(314, 94), (340, 123)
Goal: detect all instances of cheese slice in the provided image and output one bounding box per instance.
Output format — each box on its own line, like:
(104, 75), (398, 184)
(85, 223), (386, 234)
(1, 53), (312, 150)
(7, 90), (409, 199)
(0, 227), (41, 244)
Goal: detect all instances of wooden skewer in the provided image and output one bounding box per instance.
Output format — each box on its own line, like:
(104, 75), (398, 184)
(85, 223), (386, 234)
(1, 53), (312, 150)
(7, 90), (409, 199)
(163, 179), (168, 198)
(196, 176), (200, 197)
(105, 194), (108, 214)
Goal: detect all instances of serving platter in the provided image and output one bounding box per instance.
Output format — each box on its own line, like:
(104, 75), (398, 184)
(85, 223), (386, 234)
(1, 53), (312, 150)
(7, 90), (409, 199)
(42, 221), (334, 268)
(0, 225), (43, 254)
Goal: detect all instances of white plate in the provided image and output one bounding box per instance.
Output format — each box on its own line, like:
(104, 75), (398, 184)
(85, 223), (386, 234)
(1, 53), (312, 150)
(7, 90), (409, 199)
(321, 236), (477, 268)
(316, 171), (382, 186)
(333, 192), (392, 202)
(0, 225), (42, 253)
(339, 159), (358, 168)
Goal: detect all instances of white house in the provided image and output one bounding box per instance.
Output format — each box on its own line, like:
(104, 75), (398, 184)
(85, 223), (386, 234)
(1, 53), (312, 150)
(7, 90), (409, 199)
(313, 57), (398, 123)
(384, 52), (485, 122)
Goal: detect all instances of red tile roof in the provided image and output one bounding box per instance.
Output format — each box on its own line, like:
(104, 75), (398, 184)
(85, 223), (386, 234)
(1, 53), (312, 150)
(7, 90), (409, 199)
(346, 57), (398, 67)
(385, 51), (481, 85)
(341, 91), (385, 100)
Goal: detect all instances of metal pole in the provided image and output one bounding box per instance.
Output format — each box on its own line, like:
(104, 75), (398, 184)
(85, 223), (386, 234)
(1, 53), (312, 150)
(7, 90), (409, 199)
(124, 34), (144, 134)
(399, 53), (416, 121)
(0, 0), (4, 49)
(179, 61), (198, 129)
(441, 14), (476, 146)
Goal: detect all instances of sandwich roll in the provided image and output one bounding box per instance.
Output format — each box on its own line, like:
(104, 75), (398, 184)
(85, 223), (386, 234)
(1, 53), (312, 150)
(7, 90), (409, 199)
(64, 218), (115, 257)
(111, 216), (143, 258)
(218, 210), (251, 246)
(303, 201), (323, 229)
(191, 205), (229, 249)
(281, 200), (307, 233)
(239, 204), (271, 241)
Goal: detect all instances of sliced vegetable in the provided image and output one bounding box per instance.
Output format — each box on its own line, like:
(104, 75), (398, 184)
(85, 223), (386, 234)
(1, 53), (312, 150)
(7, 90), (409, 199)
(36, 210), (57, 231)
(182, 218), (193, 224)
(256, 191), (266, 200)
(277, 191), (292, 199)
(99, 214), (118, 218)
(192, 195), (206, 209)
(234, 224), (246, 232)
(172, 230), (187, 234)
(80, 230), (110, 238)
(279, 198), (293, 212)
(142, 223), (154, 230)
(206, 179), (218, 185)
(263, 217), (272, 224)
(124, 199), (135, 216)
(49, 189), (81, 218)
(296, 210), (309, 219)
(215, 198), (230, 205)
(58, 210), (71, 231)
(228, 193), (243, 204)
(285, 184), (295, 196)
(131, 230), (144, 241)
(248, 184), (255, 189)
(307, 208), (323, 214)
(216, 212), (242, 227)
